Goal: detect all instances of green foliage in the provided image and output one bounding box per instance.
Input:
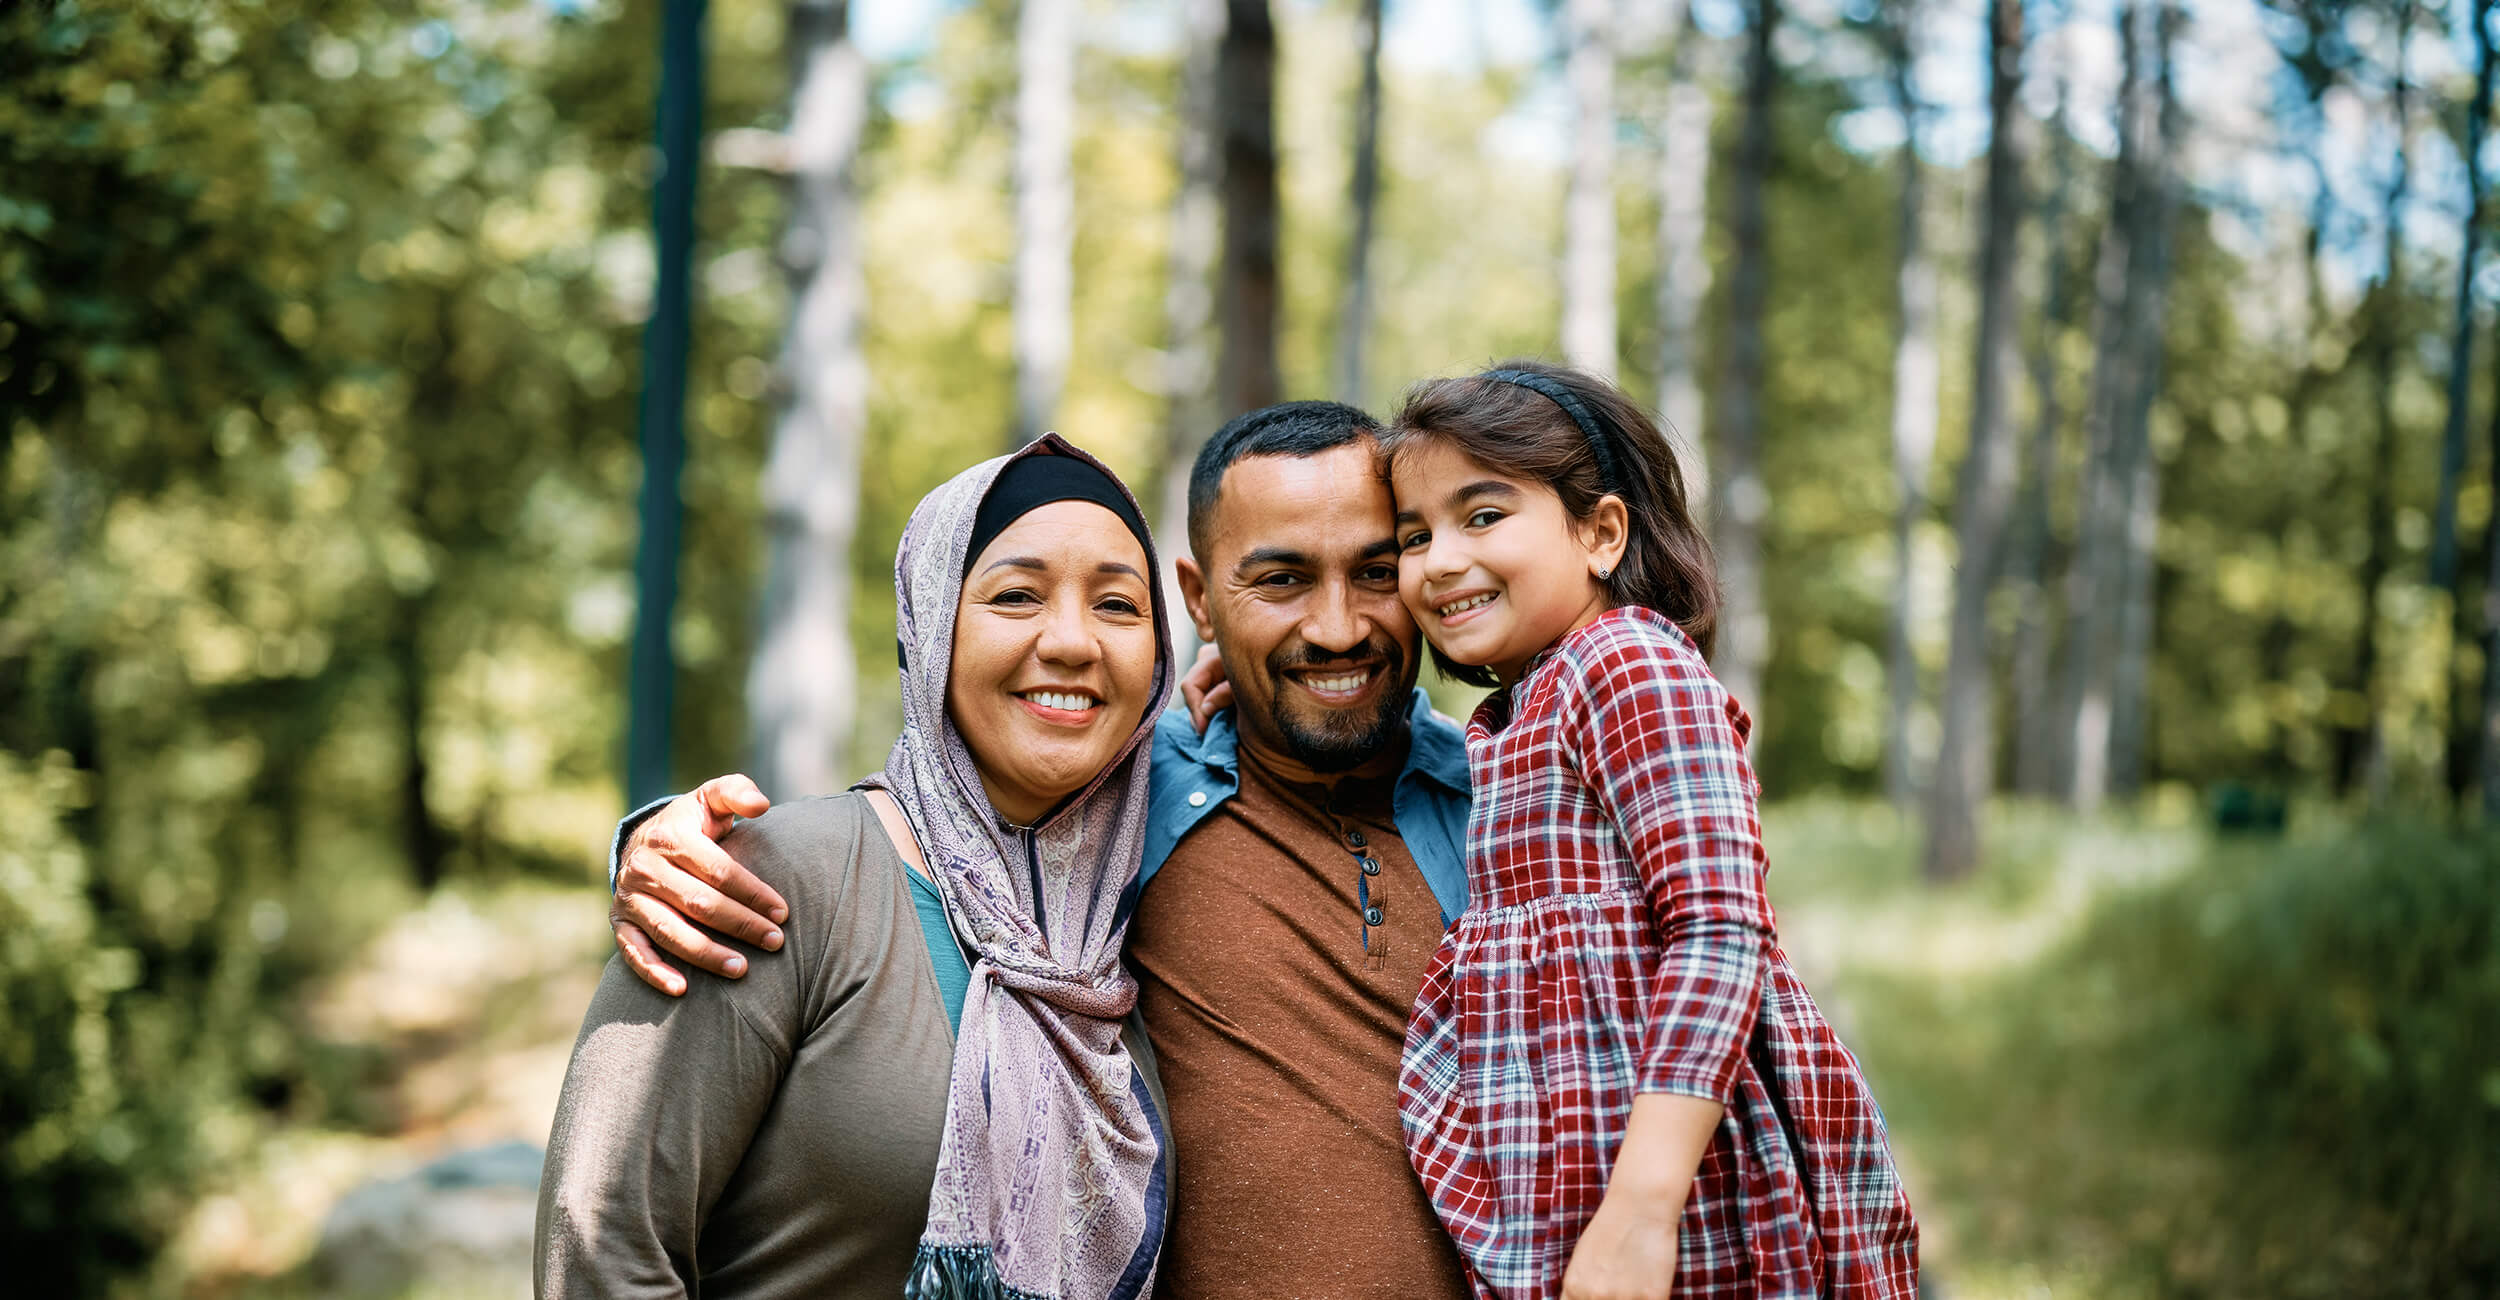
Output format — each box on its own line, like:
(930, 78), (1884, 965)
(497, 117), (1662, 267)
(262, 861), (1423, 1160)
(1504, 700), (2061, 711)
(1845, 817), (2500, 1297)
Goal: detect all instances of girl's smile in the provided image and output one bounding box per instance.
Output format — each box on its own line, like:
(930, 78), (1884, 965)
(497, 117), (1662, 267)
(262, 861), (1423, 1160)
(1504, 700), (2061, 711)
(1390, 438), (1624, 684)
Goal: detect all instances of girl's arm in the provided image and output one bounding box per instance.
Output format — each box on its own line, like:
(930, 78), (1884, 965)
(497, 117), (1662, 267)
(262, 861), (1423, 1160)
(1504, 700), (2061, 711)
(1565, 634), (1776, 1107)
(1561, 1094), (1724, 1300)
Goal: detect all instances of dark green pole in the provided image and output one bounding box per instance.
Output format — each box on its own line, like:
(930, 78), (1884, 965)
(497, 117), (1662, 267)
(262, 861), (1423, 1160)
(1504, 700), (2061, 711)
(628, 0), (706, 807)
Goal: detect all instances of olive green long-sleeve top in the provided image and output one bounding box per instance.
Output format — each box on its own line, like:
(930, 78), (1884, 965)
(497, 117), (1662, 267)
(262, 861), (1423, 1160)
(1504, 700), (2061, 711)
(534, 792), (1166, 1299)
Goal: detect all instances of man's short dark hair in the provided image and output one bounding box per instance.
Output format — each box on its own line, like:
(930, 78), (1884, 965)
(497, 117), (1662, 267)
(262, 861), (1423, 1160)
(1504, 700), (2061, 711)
(1184, 400), (1383, 558)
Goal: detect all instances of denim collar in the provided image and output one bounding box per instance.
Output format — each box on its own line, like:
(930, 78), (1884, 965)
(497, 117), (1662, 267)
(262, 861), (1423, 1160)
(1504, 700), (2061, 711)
(1174, 687), (1471, 794)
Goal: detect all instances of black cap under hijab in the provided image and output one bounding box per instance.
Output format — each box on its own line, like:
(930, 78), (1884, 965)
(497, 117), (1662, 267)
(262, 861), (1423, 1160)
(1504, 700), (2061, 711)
(962, 452), (1157, 578)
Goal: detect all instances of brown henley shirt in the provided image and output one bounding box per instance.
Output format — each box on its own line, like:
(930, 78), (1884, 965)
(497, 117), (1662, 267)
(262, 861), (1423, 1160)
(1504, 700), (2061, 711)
(1126, 737), (1472, 1300)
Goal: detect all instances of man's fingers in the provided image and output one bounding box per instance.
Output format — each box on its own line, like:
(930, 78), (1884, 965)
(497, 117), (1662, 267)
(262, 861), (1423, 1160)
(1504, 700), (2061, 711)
(656, 864), (785, 952)
(612, 918), (689, 997)
(654, 830), (789, 932)
(695, 772), (772, 825)
(621, 892), (753, 979)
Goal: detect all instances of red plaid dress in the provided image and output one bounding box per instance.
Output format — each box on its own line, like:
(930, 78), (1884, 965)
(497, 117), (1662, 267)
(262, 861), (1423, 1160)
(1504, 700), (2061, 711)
(1398, 608), (1918, 1299)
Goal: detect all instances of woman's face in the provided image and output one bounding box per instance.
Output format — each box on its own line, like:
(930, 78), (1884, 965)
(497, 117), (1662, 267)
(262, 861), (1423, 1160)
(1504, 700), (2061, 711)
(948, 500), (1159, 827)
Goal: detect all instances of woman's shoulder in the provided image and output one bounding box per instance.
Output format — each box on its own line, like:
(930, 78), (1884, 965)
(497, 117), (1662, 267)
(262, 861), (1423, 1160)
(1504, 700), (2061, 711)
(718, 790), (907, 912)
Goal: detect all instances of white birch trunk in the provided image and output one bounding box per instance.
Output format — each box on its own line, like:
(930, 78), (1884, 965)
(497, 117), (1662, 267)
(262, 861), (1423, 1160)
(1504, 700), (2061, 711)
(1334, 0), (1385, 404)
(2008, 53), (2074, 798)
(1012, 0), (1076, 446)
(1654, 26), (1715, 493)
(1158, 0), (1226, 658)
(748, 0), (868, 798)
(1562, 0), (1618, 375)
(1881, 3), (1938, 811)
(1923, 0), (2025, 880)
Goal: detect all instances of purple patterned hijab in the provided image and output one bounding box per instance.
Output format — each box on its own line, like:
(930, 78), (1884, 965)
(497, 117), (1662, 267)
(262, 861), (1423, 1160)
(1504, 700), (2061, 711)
(862, 434), (1173, 1300)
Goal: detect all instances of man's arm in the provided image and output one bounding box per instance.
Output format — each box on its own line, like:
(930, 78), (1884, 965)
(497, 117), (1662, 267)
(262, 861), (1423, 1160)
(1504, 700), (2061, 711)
(608, 775), (788, 996)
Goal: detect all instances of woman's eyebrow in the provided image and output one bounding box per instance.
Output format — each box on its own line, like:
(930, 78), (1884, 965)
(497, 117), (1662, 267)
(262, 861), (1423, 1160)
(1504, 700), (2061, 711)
(1097, 562), (1145, 581)
(982, 555), (1049, 574)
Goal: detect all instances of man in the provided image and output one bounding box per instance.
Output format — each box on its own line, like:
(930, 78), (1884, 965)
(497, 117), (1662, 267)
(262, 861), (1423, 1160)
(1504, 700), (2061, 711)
(609, 402), (1475, 1297)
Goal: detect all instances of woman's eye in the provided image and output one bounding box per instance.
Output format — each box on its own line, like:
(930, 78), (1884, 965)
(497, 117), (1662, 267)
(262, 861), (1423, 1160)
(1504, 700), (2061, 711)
(989, 588), (1041, 606)
(1098, 596), (1142, 616)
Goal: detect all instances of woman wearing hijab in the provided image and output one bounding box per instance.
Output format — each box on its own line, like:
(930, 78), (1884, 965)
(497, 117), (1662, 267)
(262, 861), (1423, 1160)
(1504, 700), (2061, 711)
(535, 435), (1175, 1300)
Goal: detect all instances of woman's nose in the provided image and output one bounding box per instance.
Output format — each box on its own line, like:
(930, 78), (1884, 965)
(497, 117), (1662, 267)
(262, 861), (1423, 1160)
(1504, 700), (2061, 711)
(1035, 594), (1100, 664)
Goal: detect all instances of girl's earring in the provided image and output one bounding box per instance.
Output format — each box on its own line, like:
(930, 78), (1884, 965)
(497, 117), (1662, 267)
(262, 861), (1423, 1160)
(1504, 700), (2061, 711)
(1595, 565), (1612, 582)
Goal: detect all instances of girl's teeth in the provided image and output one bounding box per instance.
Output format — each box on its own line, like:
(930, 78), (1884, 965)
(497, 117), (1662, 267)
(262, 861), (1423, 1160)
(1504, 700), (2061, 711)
(1027, 691), (1096, 711)
(1439, 593), (1495, 617)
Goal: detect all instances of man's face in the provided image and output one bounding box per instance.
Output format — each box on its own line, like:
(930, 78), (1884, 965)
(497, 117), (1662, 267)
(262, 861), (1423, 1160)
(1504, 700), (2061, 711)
(1177, 442), (1421, 772)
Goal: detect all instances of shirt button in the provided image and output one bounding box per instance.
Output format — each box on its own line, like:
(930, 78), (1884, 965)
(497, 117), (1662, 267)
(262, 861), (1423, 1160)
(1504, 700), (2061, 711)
(1364, 906), (1384, 926)
(1187, 791), (1208, 807)
(1345, 829), (1367, 847)
(1360, 858), (1380, 876)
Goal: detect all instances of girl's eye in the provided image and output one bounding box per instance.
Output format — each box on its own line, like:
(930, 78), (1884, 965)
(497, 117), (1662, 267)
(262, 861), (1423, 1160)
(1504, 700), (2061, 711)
(1399, 529), (1429, 551)
(1466, 508), (1504, 529)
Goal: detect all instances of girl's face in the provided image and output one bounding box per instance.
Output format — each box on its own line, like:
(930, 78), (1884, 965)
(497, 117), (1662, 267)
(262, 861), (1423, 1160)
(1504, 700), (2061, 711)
(1391, 437), (1624, 683)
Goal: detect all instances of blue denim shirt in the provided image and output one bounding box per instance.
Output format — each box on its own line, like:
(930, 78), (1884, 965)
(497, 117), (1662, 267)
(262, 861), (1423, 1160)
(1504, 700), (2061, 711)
(1127, 687), (1474, 929)
(613, 688), (1477, 927)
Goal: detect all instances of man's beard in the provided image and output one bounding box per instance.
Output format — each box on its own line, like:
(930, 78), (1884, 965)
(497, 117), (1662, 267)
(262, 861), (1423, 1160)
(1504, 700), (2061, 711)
(1263, 637), (1411, 773)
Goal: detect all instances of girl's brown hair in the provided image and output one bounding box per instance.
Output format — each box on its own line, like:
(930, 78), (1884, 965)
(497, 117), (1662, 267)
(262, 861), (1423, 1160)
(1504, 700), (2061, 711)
(1385, 357), (1719, 687)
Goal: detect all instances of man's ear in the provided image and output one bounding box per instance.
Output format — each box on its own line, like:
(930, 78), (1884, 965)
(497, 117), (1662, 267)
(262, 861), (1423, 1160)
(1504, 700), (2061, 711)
(1175, 555), (1217, 643)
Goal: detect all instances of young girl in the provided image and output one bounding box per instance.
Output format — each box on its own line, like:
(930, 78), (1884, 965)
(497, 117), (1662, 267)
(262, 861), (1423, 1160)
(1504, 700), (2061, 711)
(1386, 361), (1918, 1300)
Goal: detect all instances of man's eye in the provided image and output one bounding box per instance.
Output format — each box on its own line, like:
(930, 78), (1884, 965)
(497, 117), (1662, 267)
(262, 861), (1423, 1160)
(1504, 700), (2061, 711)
(1259, 572), (1303, 587)
(1359, 565), (1398, 584)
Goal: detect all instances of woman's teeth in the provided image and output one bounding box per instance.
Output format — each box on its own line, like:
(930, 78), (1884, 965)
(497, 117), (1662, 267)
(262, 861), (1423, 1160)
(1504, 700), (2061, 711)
(1437, 593), (1496, 618)
(1023, 691), (1098, 712)
(1304, 671), (1370, 693)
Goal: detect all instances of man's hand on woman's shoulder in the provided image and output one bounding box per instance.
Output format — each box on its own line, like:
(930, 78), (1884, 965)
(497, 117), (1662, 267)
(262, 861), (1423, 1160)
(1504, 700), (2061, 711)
(611, 774), (787, 996)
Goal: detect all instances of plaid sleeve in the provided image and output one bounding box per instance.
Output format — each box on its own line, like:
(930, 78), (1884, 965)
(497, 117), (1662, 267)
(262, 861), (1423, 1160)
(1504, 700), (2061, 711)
(1564, 634), (1774, 1103)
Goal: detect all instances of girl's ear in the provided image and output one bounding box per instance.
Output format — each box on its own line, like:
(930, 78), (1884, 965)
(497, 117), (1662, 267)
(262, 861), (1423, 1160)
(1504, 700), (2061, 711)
(1578, 494), (1630, 580)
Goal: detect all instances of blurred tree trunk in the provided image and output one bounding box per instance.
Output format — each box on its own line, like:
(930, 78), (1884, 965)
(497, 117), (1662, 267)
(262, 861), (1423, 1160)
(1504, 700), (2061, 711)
(1218, 0), (1281, 414)
(1562, 0), (1617, 374)
(748, 0), (867, 799)
(1653, 18), (1714, 491)
(2058, 0), (2167, 811)
(2336, 1), (2412, 801)
(1011, 0), (1075, 447)
(1923, 0), (2025, 881)
(1158, 0), (1226, 656)
(2480, 354), (2500, 815)
(396, 591), (449, 889)
(2106, 4), (2182, 799)
(2438, 0), (2494, 806)
(2009, 54), (2075, 798)
(1333, 0), (1385, 403)
(1878, 0), (1937, 811)
(1711, 0), (1777, 726)
(627, 0), (707, 806)
(2431, 0), (2493, 596)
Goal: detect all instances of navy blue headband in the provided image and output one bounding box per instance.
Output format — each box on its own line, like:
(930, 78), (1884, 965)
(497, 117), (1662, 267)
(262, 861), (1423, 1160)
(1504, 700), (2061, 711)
(1477, 368), (1626, 495)
(962, 452), (1155, 579)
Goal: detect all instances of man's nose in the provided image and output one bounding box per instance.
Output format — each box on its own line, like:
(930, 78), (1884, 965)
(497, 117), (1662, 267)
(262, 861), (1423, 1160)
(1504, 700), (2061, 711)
(1301, 577), (1370, 653)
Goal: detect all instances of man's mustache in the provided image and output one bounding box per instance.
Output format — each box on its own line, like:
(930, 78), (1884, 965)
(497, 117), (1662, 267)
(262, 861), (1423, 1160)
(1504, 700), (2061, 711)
(1270, 641), (1405, 674)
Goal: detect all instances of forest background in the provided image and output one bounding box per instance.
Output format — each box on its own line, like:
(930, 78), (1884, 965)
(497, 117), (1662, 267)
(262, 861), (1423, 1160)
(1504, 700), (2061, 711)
(5, 0), (2497, 1294)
